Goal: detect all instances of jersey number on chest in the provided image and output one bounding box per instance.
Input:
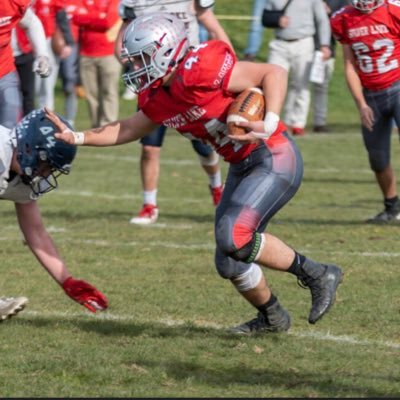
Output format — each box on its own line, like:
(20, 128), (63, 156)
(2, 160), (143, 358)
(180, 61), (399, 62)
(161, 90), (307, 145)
(352, 39), (398, 74)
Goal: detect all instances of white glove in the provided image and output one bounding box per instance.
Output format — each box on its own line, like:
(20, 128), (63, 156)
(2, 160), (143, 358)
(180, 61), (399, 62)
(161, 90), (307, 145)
(249, 111), (280, 139)
(33, 55), (52, 78)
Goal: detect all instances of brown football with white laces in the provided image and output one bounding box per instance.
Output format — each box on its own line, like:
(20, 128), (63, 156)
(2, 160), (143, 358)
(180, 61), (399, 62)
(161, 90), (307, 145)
(227, 87), (265, 136)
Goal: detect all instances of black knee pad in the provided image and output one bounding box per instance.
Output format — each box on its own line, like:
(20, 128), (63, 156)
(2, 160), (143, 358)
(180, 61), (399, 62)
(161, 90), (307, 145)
(216, 214), (262, 263)
(230, 232), (262, 263)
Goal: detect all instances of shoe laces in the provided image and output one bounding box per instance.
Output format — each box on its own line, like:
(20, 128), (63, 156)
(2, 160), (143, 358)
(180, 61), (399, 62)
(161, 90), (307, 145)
(139, 204), (157, 217)
(297, 275), (325, 301)
(297, 276), (309, 290)
(245, 312), (267, 331)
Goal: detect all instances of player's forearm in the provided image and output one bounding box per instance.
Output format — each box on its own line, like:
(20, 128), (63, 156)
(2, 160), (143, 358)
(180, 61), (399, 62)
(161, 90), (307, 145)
(79, 122), (127, 146)
(197, 9), (233, 49)
(19, 8), (48, 58)
(262, 65), (288, 115)
(76, 117), (152, 146)
(18, 209), (71, 285)
(32, 244), (71, 286)
(345, 65), (367, 110)
(114, 22), (128, 61)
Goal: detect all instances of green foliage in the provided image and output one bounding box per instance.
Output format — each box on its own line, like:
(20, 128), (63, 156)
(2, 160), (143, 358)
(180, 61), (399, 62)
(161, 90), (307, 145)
(1, 3), (399, 397)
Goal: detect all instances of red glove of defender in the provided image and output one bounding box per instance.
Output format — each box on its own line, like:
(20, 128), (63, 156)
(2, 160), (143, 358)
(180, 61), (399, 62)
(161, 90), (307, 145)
(62, 277), (108, 313)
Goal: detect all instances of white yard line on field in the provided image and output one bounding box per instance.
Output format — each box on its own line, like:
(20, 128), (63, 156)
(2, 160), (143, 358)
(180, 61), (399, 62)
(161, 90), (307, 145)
(78, 152), (373, 174)
(23, 309), (400, 350)
(57, 190), (206, 203)
(2, 233), (400, 256)
(78, 152), (199, 166)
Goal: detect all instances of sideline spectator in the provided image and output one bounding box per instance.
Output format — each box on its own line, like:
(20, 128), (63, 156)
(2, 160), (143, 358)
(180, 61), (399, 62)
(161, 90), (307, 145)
(265, 0), (331, 136)
(0, 1), (50, 130)
(115, 0), (232, 225)
(243, 0), (265, 61)
(312, 0), (349, 133)
(0, 109), (108, 322)
(49, 13), (343, 333)
(58, 2), (82, 127)
(331, 0), (400, 223)
(73, 0), (122, 127)
(11, 26), (36, 116)
(32, 0), (73, 112)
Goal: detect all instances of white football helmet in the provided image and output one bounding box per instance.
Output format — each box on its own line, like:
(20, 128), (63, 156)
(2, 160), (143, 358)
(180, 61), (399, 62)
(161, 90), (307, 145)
(121, 13), (189, 93)
(350, 0), (384, 12)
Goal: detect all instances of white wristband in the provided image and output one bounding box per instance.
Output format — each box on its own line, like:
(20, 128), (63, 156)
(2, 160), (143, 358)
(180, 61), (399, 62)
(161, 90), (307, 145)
(62, 129), (85, 145)
(250, 111), (280, 139)
(263, 111), (280, 137)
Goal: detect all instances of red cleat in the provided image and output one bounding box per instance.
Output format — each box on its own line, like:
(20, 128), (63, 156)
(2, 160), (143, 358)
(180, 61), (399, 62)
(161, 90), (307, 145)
(129, 204), (159, 225)
(292, 127), (306, 136)
(210, 185), (223, 206)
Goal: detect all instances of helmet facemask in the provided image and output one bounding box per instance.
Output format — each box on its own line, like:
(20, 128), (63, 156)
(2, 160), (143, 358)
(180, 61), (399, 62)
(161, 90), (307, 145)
(351, 0), (384, 12)
(121, 43), (163, 93)
(20, 149), (70, 196)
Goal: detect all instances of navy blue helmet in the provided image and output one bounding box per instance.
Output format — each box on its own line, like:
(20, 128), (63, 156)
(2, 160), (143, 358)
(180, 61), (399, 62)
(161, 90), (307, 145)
(15, 109), (77, 195)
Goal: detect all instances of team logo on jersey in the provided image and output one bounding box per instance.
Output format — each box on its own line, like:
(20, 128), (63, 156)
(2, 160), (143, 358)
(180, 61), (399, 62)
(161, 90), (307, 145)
(213, 52), (234, 87)
(163, 106), (206, 128)
(348, 24), (389, 38)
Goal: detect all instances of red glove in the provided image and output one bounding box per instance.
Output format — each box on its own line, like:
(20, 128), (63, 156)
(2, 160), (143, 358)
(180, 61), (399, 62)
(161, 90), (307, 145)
(62, 277), (108, 313)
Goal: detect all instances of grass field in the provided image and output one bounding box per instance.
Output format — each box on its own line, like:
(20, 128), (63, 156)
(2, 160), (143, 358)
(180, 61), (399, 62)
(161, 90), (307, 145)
(1, 2), (400, 398)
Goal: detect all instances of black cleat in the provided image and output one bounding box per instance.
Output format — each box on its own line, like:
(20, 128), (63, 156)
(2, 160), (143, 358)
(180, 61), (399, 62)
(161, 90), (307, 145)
(366, 207), (400, 224)
(228, 302), (291, 334)
(298, 264), (343, 324)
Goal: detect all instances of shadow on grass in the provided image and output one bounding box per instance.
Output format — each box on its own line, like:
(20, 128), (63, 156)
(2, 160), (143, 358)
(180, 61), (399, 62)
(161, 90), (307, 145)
(30, 209), (216, 224)
(13, 316), (398, 397)
(137, 358), (398, 398)
(16, 315), (225, 339)
(273, 218), (372, 226)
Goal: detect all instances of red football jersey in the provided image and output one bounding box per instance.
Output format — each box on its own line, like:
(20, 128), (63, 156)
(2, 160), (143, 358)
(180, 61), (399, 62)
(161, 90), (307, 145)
(31, 0), (61, 38)
(331, 2), (400, 90)
(72, 0), (121, 57)
(0, 0), (31, 78)
(139, 40), (286, 164)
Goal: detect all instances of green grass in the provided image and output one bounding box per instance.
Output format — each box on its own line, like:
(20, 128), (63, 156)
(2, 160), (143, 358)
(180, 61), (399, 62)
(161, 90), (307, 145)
(1, 3), (400, 398)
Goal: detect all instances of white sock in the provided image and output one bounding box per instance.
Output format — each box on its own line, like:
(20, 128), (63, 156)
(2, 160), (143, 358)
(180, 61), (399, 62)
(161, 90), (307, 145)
(208, 172), (222, 188)
(143, 190), (157, 206)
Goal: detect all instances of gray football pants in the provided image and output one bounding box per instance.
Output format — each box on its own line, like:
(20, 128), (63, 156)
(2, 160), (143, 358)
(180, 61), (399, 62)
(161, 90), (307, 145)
(214, 132), (303, 279)
(0, 71), (22, 129)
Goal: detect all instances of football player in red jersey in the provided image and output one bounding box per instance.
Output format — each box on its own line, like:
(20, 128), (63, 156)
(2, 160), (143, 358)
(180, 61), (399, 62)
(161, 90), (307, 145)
(331, 0), (400, 223)
(47, 13), (343, 334)
(0, 0), (51, 129)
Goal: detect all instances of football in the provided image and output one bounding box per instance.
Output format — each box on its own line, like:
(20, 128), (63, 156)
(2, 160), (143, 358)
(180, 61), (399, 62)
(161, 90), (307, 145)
(226, 87), (265, 136)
